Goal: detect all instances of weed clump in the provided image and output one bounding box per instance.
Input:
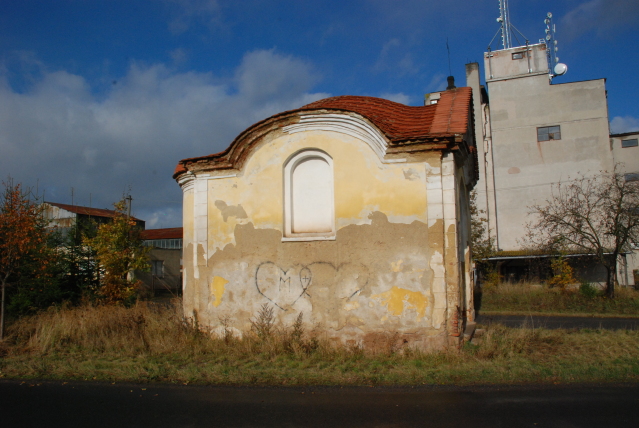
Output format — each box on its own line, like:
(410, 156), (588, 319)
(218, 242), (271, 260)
(579, 282), (599, 299)
(250, 303), (275, 340)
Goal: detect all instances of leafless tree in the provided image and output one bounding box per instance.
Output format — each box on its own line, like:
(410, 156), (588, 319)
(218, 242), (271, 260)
(526, 169), (639, 298)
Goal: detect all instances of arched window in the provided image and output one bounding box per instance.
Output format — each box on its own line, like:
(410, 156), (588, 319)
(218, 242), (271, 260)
(283, 149), (335, 240)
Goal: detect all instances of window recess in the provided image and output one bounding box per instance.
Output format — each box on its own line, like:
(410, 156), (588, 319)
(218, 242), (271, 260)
(151, 260), (164, 278)
(624, 173), (639, 182)
(283, 149), (335, 241)
(537, 125), (561, 142)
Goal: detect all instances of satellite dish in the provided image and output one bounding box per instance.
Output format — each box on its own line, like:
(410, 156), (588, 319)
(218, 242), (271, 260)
(554, 63), (568, 76)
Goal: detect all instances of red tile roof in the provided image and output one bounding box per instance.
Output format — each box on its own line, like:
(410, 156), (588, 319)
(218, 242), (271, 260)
(140, 227), (183, 240)
(173, 163), (188, 177)
(173, 88), (473, 178)
(301, 88), (471, 141)
(45, 201), (143, 222)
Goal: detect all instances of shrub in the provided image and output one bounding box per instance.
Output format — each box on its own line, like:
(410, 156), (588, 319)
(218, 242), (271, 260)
(483, 269), (502, 289)
(548, 257), (576, 292)
(579, 282), (599, 298)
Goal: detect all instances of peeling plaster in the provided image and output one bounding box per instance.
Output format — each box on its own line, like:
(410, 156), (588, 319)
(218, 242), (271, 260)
(403, 168), (420, 181)
(372, 286), (429, 320)
(210, 276), (229, 307)
(214, 200), (248, 222)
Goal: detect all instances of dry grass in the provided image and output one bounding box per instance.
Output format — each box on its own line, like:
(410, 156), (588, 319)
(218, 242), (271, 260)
(1, 300), (638, 385)
(5, 301), (199, 355)
(480, 282), (639, 315)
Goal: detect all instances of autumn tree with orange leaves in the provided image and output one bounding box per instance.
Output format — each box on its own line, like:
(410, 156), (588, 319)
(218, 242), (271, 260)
(0, 180), (51, 340)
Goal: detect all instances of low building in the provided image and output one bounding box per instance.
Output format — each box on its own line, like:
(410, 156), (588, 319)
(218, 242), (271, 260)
(42, 201), (145, 236)
(173, 90), (477, 350)
(611, 131), (639, 283)
(137, 227), (183, 296)
(611, 132), (639, 180)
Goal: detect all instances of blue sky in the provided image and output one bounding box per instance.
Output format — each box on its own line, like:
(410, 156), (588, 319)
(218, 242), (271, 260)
(1, 0), (638, 228)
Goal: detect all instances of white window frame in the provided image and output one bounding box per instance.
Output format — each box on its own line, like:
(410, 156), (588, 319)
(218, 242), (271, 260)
(283, 149), (336, 241)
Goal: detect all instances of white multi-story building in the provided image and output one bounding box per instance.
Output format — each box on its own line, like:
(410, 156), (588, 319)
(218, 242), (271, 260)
(428, 12), (639, 285)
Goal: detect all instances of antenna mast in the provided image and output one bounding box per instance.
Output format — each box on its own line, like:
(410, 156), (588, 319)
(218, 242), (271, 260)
(542, 12), (568, 78)
(498, 0), (512, 49)
(489, 0), (527, 50)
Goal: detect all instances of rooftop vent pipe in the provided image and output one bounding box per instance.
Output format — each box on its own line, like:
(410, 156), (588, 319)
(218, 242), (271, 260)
(446, 76), (456, 90)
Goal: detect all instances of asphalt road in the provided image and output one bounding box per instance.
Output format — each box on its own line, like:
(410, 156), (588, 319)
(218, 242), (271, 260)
(1, 380), (638, 427)
(476, 314), (639, 329)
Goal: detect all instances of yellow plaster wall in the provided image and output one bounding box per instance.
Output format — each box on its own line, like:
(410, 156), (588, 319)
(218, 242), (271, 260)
(183, 129), (460, 350)
(206, 130), (429, 251)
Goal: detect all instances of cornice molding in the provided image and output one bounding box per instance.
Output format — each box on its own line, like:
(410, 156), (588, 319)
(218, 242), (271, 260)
(178, 172), (195, 192)
(282, 113), (388, 161)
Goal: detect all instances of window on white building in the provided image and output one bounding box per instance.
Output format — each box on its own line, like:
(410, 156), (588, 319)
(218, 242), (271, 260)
(622, 139), (638, 148)
(143, 238), (183, 249)
(283, 149), (335, 240)
(537, 125), (561, 142)
(624, 173), (639, 182)
(151, 260), (164, 278)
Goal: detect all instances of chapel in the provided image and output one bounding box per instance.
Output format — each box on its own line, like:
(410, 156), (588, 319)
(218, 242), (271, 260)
(174, 88), (477, 349)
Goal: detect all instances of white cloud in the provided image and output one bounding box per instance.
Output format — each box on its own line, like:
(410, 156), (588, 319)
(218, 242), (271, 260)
(165, 0), (222, 34)
(374, 39), (418, 76)
(561, 0), (639, 42)
(379, 92), (412, 105)
(374, 39), (401, 71)
(143, 206), (183, 229)
(611, 116), (639, 134)
(0, 49), (328, 228)
(425, 73), (446, 92)
(236, 49), (319, 103)
(169, 48), (188, 65)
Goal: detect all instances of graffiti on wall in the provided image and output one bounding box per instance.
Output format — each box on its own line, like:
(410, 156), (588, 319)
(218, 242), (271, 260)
(254, 261), (369, 310)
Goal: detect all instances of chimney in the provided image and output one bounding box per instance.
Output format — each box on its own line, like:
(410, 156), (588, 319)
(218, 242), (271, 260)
(446, 76), (456, 90)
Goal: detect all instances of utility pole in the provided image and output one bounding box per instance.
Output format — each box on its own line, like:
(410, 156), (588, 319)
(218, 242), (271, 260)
(126, 195), (132, 218)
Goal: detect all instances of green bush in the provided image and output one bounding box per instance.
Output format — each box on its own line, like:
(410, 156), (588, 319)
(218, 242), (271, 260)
(579, 282), (599, 299)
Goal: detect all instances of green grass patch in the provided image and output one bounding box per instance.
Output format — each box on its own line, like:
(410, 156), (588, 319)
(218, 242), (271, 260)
(0, 301), (638, 385)
(480, 283), (639, 315)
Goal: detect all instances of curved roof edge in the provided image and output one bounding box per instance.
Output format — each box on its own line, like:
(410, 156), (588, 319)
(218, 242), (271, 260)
(173, 88), (472, 179)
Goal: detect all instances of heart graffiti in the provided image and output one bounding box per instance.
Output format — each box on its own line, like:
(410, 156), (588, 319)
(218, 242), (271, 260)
(254, 262), (310, 310)
(254, 261), (368, 310)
